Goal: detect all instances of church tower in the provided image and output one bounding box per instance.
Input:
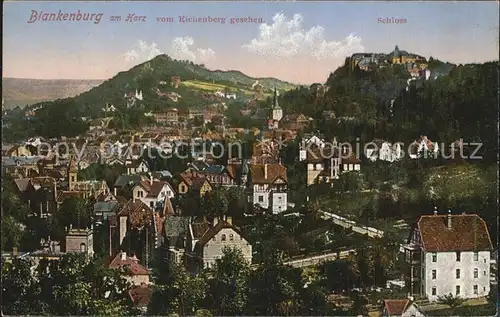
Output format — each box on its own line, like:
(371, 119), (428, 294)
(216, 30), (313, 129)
(67, 156), (78, 191)
(270, 87), (283, 129)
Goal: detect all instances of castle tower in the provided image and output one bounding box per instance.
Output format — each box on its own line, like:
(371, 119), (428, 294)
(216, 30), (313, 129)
(65, 225), (94, 257)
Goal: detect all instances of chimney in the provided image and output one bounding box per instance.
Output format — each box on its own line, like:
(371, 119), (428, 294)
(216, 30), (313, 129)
(213, 217), (219, 226)
(150, 174), (153, 186)
(121, 251), (127, 261)
(433, 207), (438, 215)
(447, 210), (452, 229)
(264, 164), (268, 180)
(114, 187), (117, 196)
(13, 247), (18, 257)
(226, 217), (232, 225)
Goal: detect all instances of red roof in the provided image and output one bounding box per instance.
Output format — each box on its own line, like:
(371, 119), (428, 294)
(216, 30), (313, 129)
(137, 179), (169, 198)
(384, 299), (409, 316)
(417, 214), (492, 252)
(108, 252), (149, 276)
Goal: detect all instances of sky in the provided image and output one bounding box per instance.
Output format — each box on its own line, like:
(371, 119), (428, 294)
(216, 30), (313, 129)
(3, 1), (499, 84)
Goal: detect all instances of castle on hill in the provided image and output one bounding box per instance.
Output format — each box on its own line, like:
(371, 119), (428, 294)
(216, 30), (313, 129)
(350, 45), (429, 75)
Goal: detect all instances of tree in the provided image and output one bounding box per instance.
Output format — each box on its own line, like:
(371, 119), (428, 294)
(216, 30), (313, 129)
(206, 247), (250, 315)
(2, 253), (131, 316)
(437, 293), (465, 309)
(201, 188), (229, 218)
(149, 261), (207, 316)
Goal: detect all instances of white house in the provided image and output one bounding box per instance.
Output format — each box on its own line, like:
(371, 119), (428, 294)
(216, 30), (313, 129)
(248, 164), (287, 214)
(125, 159), (149, 175)
(186, 217), (252, 271)
(404, 210), (493, 302)
(299, 135), (326, 161)
(365, 141), (403, 162)
(132, 177), (175, 209)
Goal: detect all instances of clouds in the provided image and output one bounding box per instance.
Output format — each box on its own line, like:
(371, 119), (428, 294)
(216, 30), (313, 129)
(242, 12), (365, 59)
(123, 40), (162, 63)
(123, 37), (216, 64)
(170, 37), (216, 62)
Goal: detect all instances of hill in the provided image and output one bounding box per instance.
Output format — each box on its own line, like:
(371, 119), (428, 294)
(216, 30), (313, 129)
(2, 78), (103, 109)
(1, 54), (297, 140)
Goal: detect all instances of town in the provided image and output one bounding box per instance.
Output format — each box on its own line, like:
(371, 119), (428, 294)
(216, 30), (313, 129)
(2, 14), (498, 315)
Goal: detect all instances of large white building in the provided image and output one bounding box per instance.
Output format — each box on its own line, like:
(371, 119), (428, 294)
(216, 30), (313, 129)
(404, 210), (493, 302)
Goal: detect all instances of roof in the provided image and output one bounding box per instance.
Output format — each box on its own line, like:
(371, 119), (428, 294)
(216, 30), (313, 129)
(249, 164), (287, 184)
(57, 191), (84, 203)
(191, 219), (211, 239)
(164, 216), (189, 247)
(129, 284), (153, 308)
(114, 175), (142, 188)
(197, 220), (233, 246)
(94, 201), (120, 213)
(179, 172), (211, 190)
(384, 299), (409, 316)
(108, 252), (149, 275)
(136, 180), (170, 198)
(416, 214), (493, 252)
(117, 200), (153, 229)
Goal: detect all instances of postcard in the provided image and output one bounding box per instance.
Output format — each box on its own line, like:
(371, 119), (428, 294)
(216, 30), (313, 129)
(1, 1), (499, 316)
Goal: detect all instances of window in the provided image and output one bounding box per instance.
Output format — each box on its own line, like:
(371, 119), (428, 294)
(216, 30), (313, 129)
(456, 269), (461, 279)
(80, 243), (86, 253)
(258, 195), (264, 202)
(484, 271), (487, 276)
(150, 202), (154, 208)
(229, 234), (234, 241)
(474, 252), (479, 261)
(432, 253), (437, 262)
(455, 285), (460, 295)
(138, 191), (143, 198)
(432, 287), (437, 295)
(432, 270), (436, 279)
(473, 285), (478, 295)
(456, 252), (461, 262)
(474, 268), (478, 278)
(221, 234), (226, 241)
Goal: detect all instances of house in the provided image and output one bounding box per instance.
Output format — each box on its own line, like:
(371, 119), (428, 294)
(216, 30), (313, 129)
(365, 140), (403, 162)
(94, 200), (121, 220)
(178, 171), (213, 197)
(131, 177), (175, 209)
(409, 136), (439, 159)
(247, 164), (288, 214)
(108, 251), (150, 285)
(186, 217), (252, 272)
(125, 159), (149, 175)
(305, 145), (341, 185)
(116, 200), (154, 249)
(186, 162), (233, 187)
(4, 144), (34, 157)
(163, 211), (189, 264)
(382, 299), (426, 317)
(404, 210), (493, 302)
(14, 176), (58, 217)
(299, 134), (326, 161)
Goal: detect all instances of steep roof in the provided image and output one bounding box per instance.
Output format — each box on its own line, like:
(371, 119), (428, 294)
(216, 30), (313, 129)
(108, 252), (149, 275)
(196, 220), (246, 247)
(249, 164), (287, 184)
(136, 179), (170, 198)
(417, 214), (493, 252)
(383, 299), (409, 316)
(117, 200), (153, 229)
(191, 219), (211, 240)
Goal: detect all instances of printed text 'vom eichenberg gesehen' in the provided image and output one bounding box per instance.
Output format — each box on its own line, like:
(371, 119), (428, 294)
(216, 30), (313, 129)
(27, 10), (104, 24)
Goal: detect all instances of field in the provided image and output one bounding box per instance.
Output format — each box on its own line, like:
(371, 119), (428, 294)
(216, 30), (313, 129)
(182, 80), (271, 97)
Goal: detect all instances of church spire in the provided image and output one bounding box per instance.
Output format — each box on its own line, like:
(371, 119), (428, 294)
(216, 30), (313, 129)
(272, 87), (280, 109)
